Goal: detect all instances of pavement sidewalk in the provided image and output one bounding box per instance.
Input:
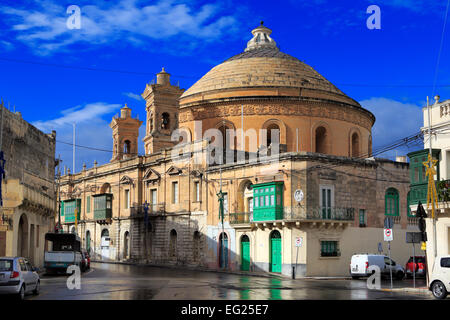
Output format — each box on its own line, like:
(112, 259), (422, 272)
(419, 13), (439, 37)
(380, 286), (431, 296)
(91, 259), (286, 279)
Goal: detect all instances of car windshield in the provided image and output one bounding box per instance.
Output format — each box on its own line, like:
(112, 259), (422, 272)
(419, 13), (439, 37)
(0, 259), (13, 271)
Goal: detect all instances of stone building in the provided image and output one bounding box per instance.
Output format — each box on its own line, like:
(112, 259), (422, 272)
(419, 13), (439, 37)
(408, 96), (450, 273)
(0, 101), (56, 267)
(58, 23), (418, 276)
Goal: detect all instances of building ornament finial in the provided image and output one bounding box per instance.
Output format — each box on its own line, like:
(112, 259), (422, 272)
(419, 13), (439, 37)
(245, 22), (278, 52)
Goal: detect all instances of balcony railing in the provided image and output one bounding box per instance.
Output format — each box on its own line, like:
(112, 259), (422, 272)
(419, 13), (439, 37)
(130, 202), (166, 217)
(283, 206), (355, 221)
(229, 207), (355, 224)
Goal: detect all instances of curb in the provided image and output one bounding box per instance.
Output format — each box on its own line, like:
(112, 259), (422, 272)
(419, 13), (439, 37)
(380, 287), (432, 296)
(91, 260), (285, 280)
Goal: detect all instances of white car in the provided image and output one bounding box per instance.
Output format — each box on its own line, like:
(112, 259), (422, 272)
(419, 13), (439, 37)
(0, 257), (40, 300)
(350, 254), (405, 279)
(429, 255), (450, 299)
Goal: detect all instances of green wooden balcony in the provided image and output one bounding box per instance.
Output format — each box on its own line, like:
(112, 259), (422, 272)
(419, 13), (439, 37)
(93, 193), (112, 220)
(62, 199), (80, 223)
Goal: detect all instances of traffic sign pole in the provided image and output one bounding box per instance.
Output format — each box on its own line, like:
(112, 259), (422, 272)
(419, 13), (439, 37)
(388, 241), (393, 290)
(413, 243), (416, 289)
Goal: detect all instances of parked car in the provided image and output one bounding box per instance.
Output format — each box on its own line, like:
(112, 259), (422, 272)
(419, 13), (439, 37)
(350, 254), (405, 280)
(405, 256), (426, 278)
(0, 257), (40, 300)
(429, 255), (450, 299)
(80, 249), (90, 272)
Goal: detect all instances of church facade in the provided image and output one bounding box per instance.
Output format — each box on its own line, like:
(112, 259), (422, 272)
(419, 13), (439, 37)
(58, 24), (419, 277)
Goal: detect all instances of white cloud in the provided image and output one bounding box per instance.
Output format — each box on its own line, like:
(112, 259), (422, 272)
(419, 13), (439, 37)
(32, 102), (125, 172)
(360, 97), (424, 158)
(1, 0), (239, 55)
(123, 92), (143, 101)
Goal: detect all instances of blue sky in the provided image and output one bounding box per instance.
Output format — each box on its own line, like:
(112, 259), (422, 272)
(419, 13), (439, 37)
(0, 0), (449, 172)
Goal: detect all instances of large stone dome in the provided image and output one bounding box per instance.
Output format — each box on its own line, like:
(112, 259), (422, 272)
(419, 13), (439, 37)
(178, 23), (375, 158)
(180, 23), (362, 110)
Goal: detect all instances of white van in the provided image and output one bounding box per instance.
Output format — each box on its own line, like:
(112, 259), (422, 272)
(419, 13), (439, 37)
(350, 254), (405, 279)
(429, 255), (450, 299)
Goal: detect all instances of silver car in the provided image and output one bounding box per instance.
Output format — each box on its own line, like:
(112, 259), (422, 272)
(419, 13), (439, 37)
(0, 257), (40, 299)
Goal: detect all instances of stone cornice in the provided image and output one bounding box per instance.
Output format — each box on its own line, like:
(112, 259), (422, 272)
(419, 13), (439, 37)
(179, 97), (375, 130)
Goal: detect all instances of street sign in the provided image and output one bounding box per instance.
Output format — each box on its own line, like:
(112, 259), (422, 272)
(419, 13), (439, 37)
(384, 217), (393, 229)
(384, 228), (393, 242)
(406, 232), (423, 244)
(295, 237), (303, 247)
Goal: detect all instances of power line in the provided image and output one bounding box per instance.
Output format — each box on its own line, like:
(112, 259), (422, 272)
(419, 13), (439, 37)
(0, 57), (199, 79)
(1, 56), (450, 88)
(432, 0), (450, 97)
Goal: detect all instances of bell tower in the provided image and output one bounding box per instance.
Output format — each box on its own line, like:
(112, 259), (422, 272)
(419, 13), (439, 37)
(142, 67), (184, 154)
(110, 104), (143, 161)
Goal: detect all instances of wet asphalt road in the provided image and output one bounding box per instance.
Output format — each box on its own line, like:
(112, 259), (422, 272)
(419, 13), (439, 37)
(26, 262), (432, 300)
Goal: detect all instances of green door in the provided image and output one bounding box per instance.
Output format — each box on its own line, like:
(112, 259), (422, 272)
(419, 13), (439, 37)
(270, 231), (282, 273)
(241, 235), (250, 271)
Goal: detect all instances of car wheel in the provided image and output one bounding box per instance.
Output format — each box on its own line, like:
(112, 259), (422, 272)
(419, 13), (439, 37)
(432, 281), (448, 300)
(396, 271), (404, 280)
(33, 281), (40, 295)
(18, 285), (25, 300)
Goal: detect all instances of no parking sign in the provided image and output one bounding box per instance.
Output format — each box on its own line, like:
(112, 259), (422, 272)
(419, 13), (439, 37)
(384, 228), (393, 242)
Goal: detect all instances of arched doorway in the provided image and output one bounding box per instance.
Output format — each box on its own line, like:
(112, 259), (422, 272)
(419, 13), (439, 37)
(241, 235), (250, 271)
(193, 231), (201, 262)
(101, 229), (110, 260)
(270, 230), (282, 273)
(86, 230), (91, 254)
(123, 231), (130, 260)
(219, 232), (228, 269)
(17, 214), (28, 258)
(169, 229), (177, 259)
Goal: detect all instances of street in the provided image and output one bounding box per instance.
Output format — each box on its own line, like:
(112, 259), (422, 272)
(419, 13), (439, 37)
(25, 262), (432, 300)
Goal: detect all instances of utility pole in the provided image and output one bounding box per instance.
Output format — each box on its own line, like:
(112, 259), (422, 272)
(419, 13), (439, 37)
(426, 96), (438, 259)
(56, 155), (62, 233)
(73, 123), (76, 174)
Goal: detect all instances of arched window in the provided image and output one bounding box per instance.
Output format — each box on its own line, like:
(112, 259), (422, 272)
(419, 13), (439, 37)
(407, 191), (412, 217)
(267, 124), (280, 147)
(351, 133), (359, 157)
(315, 126), (328, 154)
(161, 112), (170, 129)
(385, 188), (399, 216)
(218, 125), (230, 151)
(169, 229), (177, 258)
(123, 140), (131, 154)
